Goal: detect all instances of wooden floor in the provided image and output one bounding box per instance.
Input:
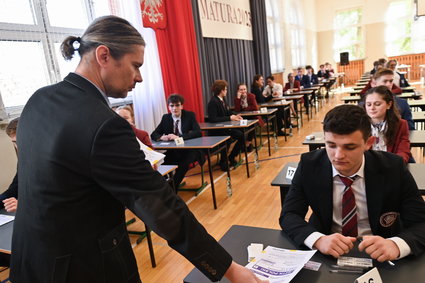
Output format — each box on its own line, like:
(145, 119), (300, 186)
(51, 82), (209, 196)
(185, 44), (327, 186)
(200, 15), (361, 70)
(128, 85), (425, 282)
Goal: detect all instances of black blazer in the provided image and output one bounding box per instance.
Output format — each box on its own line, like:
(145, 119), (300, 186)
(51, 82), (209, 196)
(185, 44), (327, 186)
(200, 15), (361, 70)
(301, 74), (319, 88)
(151, 110), (201, 141)
(280, 149), (425, 256)
(11, 73), (232, 283)
(207, 95), (234, 123)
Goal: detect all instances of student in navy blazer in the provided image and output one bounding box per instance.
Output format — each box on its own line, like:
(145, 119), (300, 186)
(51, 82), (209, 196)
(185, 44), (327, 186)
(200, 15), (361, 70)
(280, 105), (425, 261)
(151, 94), (205, 188)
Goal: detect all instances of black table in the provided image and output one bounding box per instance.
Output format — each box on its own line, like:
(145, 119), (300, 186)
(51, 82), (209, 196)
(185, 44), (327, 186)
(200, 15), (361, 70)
(238, 109), (278, 156)
(0, 210), (14, 254)
(152, 136), (231, 209)
(184, 225), (425, 283)
(200, 120), (259, 178)
(270, 162), (298, 206)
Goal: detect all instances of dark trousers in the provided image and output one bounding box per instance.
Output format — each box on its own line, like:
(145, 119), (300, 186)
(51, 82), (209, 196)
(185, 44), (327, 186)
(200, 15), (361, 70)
(163, 149), (204, 188)
(225, 128), (244, 162)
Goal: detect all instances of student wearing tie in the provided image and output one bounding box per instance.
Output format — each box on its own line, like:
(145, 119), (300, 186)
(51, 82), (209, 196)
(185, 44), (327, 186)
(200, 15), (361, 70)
(280, 104), (425, 261)
(151, 94), (205, 188)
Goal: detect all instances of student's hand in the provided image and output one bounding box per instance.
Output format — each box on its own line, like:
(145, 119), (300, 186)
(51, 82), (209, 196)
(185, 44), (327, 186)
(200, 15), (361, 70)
(152, 163), (159, 171)
(358, 235), (400, 262)
(168, 134), (179, 140)
(313, 233), (356, 258)
(224, 261), (268, 283)
(159, 135), (169, 141)
(230, 115), (242, 121)
(3, 197), (18, 212)
(237, 91), (242, 99)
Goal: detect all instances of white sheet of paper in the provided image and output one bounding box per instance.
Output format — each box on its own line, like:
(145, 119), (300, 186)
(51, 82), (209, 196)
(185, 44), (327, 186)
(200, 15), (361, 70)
(138, 139), (165, 166)
(0, 214), (14, 226)
(246, 246), (316, 283)
(286, 166), (297, 180)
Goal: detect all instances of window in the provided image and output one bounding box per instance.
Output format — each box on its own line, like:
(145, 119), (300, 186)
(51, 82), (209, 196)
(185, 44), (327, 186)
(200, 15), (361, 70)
(0, 0), (114, 116)
(385, 0), (425, 56)
(333, 8), (363, 62)
(265, 0), (284, 73)
(287, 0), (306, 68)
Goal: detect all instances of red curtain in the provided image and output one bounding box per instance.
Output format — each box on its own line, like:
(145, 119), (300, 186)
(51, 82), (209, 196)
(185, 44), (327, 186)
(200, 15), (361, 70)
(153, 0), (204, 122)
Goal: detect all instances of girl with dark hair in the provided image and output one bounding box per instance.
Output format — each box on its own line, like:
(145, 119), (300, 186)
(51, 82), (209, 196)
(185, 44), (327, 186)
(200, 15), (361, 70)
(363, 86), (412, 163)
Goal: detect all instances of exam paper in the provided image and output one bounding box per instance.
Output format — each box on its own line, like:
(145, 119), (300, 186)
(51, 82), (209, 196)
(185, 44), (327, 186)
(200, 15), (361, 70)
(0, 214), (14, 226)
(246, 246), (316, 283)
(138, 139), (165, 166)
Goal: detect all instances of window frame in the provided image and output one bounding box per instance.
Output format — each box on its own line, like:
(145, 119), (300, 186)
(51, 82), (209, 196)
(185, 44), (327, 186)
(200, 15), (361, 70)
(333, 7), (364, 63)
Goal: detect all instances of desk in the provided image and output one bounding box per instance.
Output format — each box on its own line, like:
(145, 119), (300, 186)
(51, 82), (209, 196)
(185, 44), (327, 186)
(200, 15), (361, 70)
(184, 225), (425, 283)
(272, 94), (304, 126)
(303, 131), (425, 151)
(0, 210), (13, 254)
(259, 101), (292, 139)
(270, 162), (298, 206)
(238, 109), (278, 156)
(200, 120), (259, 178)
(152, 136), (231, 209)
(413, 112), (425, 130)
(409, 100), (425, 111)
(342, 93), (421, 104)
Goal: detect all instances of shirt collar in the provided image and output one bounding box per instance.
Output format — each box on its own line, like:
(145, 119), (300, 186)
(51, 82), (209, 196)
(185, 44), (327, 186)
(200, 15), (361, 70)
(332, 154), (365, 179)
(72, 72), (111, 107)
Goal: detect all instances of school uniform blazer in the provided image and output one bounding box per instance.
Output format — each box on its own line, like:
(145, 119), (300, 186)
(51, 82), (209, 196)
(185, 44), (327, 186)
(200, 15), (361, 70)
(207, 95), (234, 123)
(11, 73), (232, 283)
(132, 126), (153, 148)
(387, 119), (412, 163)
(283, 81), (301, 92)
(251, 86), (272, 104)
(150, 110), (202, 141)
(234, 93), (264, 127)
(280, 149), (425, 256)
(300, 74), (319, 88)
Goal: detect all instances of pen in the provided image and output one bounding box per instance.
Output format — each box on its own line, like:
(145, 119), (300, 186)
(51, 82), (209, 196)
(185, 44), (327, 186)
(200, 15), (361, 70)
(357, 237), (396, 267)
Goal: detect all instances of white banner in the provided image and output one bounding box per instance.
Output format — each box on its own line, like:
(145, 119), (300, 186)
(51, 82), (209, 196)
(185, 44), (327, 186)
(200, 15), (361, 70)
(198, 0), (253, 40)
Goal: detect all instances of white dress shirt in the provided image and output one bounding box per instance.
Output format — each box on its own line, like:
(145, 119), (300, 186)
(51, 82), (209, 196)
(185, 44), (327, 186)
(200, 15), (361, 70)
(262, 83), (283, 97)
(304, 155), (411, 259)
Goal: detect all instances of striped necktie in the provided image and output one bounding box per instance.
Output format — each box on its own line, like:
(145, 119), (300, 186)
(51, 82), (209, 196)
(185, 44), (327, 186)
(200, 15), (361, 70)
(339, 175), (358, 237)
(174, 119), (180, 135)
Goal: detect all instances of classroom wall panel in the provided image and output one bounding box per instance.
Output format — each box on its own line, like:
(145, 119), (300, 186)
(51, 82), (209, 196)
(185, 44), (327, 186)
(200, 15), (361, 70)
(389, 53), (425, 81)
(337, 59), (365, 86)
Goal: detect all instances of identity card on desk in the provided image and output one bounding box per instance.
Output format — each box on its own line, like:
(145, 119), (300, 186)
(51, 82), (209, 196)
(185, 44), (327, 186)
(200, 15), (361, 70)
(245, 246), (316, 282)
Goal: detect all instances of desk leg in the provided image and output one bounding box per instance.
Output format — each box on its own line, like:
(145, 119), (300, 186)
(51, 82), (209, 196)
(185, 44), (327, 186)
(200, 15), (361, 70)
(254, 126), (259, 170)
(145, 224), (156, 268)
(279, 186), (288, 208)
(274, 114), (278, 151)
(206, 150), (217, 209)
(225, 145), (232, 197)
(243, 128), (250, 178)
(265, 115), (271, 156)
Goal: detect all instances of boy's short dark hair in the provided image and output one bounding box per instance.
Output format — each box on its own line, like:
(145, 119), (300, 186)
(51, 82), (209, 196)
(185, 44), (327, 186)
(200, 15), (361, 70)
(167, 94), (184, 105)
(266, 75), (275, 81)
(323, 105), (371, 141)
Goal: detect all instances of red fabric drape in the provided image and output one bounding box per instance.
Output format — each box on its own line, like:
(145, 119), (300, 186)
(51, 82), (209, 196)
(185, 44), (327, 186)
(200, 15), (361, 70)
(153, 0), (204, 122)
